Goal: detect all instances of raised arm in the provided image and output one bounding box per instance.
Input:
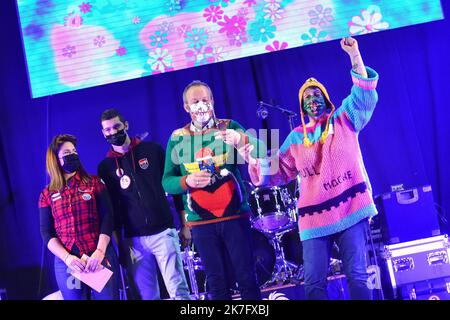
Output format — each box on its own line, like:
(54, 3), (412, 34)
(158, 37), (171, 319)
(341, 37), (367, 78)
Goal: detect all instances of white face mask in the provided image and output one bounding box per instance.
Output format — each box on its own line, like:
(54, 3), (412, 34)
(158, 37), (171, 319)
(190, 101), (213, 124)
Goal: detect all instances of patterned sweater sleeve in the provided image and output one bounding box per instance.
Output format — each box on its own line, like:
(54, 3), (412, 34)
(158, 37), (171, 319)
(339, 66), (379, 132)
(248, 130), (299, 187)
(162, 133), (189, 195)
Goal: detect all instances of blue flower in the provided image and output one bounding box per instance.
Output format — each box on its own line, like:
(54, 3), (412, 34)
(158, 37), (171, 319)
(185, 28), (208, 50)
(249, 19), (276, 43)
(149, 31), (168, 48)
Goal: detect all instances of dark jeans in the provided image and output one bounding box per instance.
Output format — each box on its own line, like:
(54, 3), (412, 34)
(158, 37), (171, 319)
(54, 244), (120, 300)
(302, 219), (372, 300)
(191, 217), (261, 300)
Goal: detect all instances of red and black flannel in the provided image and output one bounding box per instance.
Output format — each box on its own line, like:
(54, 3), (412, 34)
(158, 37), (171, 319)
(39, 173), (105, 255)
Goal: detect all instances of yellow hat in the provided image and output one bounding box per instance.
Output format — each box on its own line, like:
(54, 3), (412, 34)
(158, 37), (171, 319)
(298, 78), (335, 147)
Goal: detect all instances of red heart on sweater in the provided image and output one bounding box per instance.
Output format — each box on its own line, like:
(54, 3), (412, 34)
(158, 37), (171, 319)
(191, 181), (235, 217)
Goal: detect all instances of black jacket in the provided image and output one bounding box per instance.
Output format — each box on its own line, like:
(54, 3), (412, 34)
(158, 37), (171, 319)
(98, 138), (175, 238)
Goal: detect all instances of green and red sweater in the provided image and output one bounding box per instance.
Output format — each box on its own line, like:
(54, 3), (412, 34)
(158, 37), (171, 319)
(162, 119), (265, 226)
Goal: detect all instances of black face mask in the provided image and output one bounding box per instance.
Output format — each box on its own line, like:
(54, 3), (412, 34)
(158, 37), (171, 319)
(106, 129), (127, 146)
(62, 153), (81, 173)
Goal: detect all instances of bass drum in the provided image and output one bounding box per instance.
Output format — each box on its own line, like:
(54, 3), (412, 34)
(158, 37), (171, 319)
(250, 228), (276, 287)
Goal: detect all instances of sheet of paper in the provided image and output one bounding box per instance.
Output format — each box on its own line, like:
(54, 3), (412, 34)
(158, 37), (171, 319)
(71, 255), (113, 293)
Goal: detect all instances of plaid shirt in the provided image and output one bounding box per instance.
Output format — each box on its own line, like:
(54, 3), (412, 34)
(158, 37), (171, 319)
(39, 173), (105, 255)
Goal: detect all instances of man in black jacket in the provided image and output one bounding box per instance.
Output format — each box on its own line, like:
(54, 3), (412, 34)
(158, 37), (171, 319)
(98, 108), (190, 300)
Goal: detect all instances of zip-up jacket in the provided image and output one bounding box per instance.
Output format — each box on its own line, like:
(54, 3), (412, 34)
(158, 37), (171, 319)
(98, 138), (174, 238)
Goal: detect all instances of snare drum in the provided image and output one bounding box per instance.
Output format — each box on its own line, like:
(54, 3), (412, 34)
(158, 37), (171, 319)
(248, 186), (292, 232)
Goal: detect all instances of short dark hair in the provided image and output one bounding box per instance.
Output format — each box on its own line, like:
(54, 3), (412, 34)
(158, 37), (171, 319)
(182, 80), (213, 104)
(101, 108), (126, 123)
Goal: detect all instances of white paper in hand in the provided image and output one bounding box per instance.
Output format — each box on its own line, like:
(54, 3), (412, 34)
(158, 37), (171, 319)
(71, 255), (113, 293)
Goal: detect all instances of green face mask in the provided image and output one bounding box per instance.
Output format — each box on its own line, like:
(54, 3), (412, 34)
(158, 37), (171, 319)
(303, 95), (326, 118)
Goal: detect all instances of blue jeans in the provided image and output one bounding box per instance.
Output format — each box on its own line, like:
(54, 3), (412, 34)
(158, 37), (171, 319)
(54, 244), (120, 300)
(191, 217), (261, 300)
(302, 219), (371, 300)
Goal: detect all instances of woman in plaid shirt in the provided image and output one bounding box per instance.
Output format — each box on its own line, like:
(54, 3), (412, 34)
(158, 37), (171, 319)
(39, 134), (119, 299)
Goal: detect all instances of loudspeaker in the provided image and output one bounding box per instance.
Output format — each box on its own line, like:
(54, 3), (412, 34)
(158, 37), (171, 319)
(374, 186), (441, 244)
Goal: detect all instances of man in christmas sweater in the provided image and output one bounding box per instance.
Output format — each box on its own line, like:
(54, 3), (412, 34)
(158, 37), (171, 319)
(240, 37), (379, 299)
(162, 80), (265, 300)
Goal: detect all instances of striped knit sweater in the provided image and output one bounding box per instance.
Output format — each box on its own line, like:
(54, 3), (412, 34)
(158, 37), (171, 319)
(249, 67), (379, 241)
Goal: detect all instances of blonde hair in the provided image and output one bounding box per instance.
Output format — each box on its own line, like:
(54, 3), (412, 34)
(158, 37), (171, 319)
(46, 134), (89, 192)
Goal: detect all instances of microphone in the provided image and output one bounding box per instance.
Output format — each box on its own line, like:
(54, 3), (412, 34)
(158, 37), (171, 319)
(256, 101), (269, 119)
(257, 101), (297, 118)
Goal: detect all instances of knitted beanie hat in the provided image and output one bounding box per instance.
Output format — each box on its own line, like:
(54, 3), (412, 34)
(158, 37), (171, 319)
(298, 78), (335, 147)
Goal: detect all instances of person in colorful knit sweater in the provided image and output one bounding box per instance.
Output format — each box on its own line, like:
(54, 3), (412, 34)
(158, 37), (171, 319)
(162, 80), (265, 300)
(240, 37), (379, 300)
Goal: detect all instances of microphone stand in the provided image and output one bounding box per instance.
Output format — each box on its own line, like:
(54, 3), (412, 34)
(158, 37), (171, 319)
(258, 101), (297, 131)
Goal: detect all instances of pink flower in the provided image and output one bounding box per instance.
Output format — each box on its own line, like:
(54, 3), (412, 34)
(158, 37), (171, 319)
(79, 2), (92, 14)
(218, 15), (246, 36)
(244, 0), (256, 7)
(62, 45), (76, 58)
(228, 31), (247, 47)
(116, 46), (127, 56)
(64, 13), (83, 28)
(177, 24), (192, 38)
(265, 40), (288, 52)
(132, 16), (141, 24)
(93, 35), (106, 47)
(203, 5), (223, 23)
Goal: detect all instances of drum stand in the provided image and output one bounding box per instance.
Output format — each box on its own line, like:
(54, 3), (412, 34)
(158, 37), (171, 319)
(183, 247), (207, 300)
(263, 228), (304, 287)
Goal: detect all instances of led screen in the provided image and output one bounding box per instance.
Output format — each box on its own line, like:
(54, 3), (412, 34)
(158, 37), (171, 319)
(16, 0), (444, 98)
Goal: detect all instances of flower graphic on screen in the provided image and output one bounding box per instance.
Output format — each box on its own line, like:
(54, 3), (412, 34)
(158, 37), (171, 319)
(308, 5), (333, 27)
(24, 23), (45, 41)
(62, 45), (76, 58)
(300, 28), (329, 45)
(132, 16), (141, 24)
(264, 0), (282, 10)
(265, 40), (288, 52)
(79, 2), (92, 14)
(158, 21), (175, 35)
(177, 24), (192, 38)
(203, 5), (224, 23)
(243, 0), (256, 7)
(349, 5), (389, 35)
(218, 15), (247, 36)
(211, 46), (226, 62)
(249, 19), (276, 43)
(166, 0), (182, 12)
(149, 31), (169, 48)
(147, 48), (173, 73)
(115, 46), (127, 56)
(237, 7), (250, 20)
(93, 35), (106, 47)
(35, 0), (54, 15)
(228, 31), (248, 47)
(185, 46), (214, 67)
(185, 28), (208, 50)
(63, 13), (83, 28)
(217, 0), (235, 8)
(263, 5), (284, 20)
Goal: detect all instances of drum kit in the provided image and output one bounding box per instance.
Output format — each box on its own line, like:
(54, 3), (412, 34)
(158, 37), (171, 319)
(182, 178), (308, 297)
